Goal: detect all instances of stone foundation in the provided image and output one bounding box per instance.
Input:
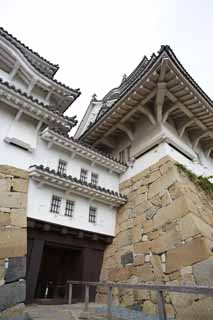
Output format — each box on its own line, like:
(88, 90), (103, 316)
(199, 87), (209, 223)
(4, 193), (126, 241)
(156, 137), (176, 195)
(0, 165), (28, 319)
(97, 156), (213, 319)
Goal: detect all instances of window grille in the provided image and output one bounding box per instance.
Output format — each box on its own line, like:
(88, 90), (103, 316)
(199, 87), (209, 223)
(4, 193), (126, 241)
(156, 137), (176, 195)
(80, 168), (88, 182)
(50, 195), (61, 214)
(89, 206), (97, 223)
(119, 150), (125, 162)
(91, 172), (98, 185)
(57, 159), (67, 175)
(65, 200), (74, 217)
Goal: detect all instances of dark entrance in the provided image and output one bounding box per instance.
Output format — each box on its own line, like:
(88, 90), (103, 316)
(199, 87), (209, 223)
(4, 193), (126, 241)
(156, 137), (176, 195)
(36, 245), (82, 302)
(26, 218), (112, 304)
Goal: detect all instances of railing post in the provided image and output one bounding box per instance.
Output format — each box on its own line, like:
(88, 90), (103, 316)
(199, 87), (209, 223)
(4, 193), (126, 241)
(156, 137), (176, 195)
(84, 285), (90, 312)
(107, 285), (113, 320)
(68, 283), (72, 305)
(157, 290), (167, 320)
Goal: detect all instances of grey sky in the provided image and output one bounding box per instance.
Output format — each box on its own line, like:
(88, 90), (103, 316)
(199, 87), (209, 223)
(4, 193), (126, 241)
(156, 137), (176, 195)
(0, 0), (213, 132)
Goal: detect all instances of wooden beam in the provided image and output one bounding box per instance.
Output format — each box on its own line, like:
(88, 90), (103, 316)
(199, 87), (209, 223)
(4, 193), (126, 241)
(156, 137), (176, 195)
(162, 104), (179, 123)
(178, 118), (195, 137)
(138, 105), (156, 125)
(192, 131), (209, 149)
(9, 61), (20, 80)
(155, 82), (167, 122)
(117, 124), (134, 141)
(159, 58), (168, 82)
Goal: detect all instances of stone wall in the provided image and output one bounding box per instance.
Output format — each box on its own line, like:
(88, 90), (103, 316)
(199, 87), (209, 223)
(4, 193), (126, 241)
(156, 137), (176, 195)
(97, 156), (213, 319)
(0, 165), (29, 319)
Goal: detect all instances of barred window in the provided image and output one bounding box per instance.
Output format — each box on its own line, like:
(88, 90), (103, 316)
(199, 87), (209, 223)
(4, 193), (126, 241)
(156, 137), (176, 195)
(65, 200), (74, 217)
(91, 172), (98, 185)
(89, 206), (97, 223)
(50, 195), (61, 214)
(80, 168), (88, 182)
(57, 159), (67, 175)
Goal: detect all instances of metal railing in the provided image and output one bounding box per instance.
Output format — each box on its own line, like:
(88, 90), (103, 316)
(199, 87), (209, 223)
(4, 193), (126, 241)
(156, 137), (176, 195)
(67, 280), (213, 320)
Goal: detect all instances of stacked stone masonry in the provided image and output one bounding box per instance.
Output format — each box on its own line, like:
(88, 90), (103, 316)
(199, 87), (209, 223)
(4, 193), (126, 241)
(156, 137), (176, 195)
(97, 156), (213, 320)
(0, 165), (28, 320)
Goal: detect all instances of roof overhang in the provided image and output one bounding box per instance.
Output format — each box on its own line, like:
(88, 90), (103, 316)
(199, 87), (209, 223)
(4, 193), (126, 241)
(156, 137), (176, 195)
(80, 46), (213, 157)
(0, 81), (77, 129)
(40, 128), (127, 174)
(29, 165), (127, 207)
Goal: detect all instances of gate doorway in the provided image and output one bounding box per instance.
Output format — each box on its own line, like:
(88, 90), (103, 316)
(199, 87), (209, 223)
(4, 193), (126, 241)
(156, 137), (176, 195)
(35, 244), (82, 303)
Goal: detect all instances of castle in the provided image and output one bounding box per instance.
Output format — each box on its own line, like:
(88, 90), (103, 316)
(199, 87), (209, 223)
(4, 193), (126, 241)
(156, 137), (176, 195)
(0, 27), (212, 319)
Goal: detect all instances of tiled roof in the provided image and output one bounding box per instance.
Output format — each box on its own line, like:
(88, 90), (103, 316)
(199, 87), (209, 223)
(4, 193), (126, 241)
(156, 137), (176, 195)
(48, 125), (127, 167)
(29, 164), (127, 204)
(0, 27), (81, 96)
(0, 77), (78, 126)
(80, 45), (213, 140)
(0, 27), (58, 78)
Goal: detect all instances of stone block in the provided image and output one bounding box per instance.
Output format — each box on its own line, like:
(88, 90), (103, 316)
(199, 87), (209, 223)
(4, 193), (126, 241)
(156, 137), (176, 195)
(166, 237), (212, 273)
(142, 170), (161, 185)
(0, 228), (26, 259)
(117, 229), (132, 248)
(133, 255), (145, 266)
(148, 166), (180, 199)
(137, 263), (155, 281)
(0, 193), (27, 209)
(151, 255), (164, 279)
(153, 196), (190, 229)
(0, 166), (28, 179)
(134, 241), (151, 254)
(176, 297), (213, 320)
(0, 178), (12, 192)
(193, 257), (213, 286)
(152, 229), (181, 254)
(179, 213), (213, 241)
(135, 200), (153, 216)
(0, 213), (10, 226)
(131, 168), (150, 183)
(10, 212), (27, 228)
(135, 193), (147, 207)
(121, 252), (133, 266)
(5, 256), (26, 283)
(142, 300), (156, 315)
(13, 179), (28, 193)
(132, 225), (142, 243)
(0, 281), (25, 311)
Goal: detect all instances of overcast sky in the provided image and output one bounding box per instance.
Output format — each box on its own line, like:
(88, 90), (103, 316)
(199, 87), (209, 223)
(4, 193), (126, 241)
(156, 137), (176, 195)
(0, 0), (213, 132)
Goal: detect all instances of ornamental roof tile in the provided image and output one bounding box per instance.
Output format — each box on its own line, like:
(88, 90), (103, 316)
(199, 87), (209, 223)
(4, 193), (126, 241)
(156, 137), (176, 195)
(0, 27), (81, 96)
(29, 164), (127, 202)
(46, 125), (127, 168)
(0, 77), (78, 126)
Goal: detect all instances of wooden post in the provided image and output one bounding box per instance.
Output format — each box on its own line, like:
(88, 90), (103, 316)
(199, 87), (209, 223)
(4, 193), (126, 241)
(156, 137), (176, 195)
(107, 286), (112, 320)
(84, 285), (90, 312)
(157, 290), (167, 320)
(68, 283), (72, 304)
